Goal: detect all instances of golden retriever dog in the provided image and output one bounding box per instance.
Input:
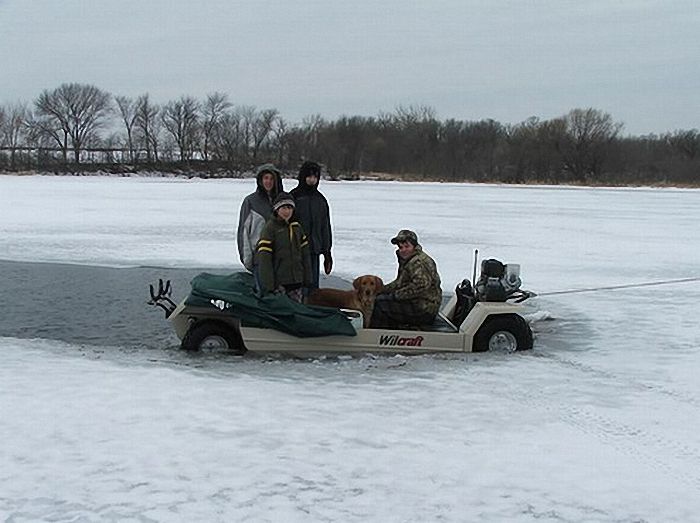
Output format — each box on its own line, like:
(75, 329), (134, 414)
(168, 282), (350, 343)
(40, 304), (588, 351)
(307, 275), (384, 327)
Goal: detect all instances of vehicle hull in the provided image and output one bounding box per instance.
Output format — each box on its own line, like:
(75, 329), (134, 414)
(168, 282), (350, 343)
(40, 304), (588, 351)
(168, 298), (529, 356)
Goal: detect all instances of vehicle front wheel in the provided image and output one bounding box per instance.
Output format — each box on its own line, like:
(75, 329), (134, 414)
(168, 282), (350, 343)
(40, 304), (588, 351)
(473, 314), (533, 353)
(181, 321), (245, 354)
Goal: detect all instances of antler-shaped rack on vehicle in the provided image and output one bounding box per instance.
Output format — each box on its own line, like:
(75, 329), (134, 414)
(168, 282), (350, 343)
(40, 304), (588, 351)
(148, 278), (177, 318)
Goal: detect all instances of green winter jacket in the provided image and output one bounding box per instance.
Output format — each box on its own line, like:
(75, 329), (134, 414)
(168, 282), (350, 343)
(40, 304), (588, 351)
(257, 215), (313, 293)
(383, 245), (442, 316)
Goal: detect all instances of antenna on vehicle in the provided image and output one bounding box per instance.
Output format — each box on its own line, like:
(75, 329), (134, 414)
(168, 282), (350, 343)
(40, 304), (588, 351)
(472, 249), (479, 283)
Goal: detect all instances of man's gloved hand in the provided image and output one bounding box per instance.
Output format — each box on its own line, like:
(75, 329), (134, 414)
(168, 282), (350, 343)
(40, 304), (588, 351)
(323, 253), (333, 275)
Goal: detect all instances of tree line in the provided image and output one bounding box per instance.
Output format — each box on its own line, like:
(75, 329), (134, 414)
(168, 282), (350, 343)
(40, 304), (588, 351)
(1, 82), (698, 185)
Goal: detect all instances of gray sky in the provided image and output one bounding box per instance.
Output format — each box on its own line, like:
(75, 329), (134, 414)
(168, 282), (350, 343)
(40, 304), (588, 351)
(0, 0), (697, 135)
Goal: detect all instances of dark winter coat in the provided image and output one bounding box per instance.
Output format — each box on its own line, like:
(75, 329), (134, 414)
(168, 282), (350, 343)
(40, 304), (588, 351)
(256, 215), (312, 293)
(290, 174), (332, 256)
(383, 245), (442, 316)
(237, 164), (284, 271)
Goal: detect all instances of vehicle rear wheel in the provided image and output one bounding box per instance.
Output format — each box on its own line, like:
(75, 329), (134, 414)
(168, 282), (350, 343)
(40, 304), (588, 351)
(473, 314), (532, 353)
(181, 321), (245, 354)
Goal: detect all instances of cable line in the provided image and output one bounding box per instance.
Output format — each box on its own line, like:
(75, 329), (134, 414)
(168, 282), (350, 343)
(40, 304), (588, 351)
(536, 277), (700, 297)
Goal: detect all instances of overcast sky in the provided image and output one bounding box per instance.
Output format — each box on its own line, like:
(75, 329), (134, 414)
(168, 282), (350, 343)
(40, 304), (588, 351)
(0, 0), (697, 135)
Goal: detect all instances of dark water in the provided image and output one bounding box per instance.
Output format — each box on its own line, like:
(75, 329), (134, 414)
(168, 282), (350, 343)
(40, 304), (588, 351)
(1, 260), (350, 349)
(1, 260), (209, 348)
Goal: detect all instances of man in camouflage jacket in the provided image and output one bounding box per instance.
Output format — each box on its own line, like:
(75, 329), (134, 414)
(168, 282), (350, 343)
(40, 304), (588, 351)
(371, 229), (442, 329)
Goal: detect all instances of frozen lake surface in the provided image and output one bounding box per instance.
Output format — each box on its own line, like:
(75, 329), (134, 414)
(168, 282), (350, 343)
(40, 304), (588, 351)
(1, 175), (699, 521)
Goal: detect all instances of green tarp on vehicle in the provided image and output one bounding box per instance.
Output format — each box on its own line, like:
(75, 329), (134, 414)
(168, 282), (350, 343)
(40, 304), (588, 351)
(185, 272), (357, 338)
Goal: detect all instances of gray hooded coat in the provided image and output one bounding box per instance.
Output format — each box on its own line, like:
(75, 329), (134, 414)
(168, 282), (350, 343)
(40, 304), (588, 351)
(237, 164), (284, 271)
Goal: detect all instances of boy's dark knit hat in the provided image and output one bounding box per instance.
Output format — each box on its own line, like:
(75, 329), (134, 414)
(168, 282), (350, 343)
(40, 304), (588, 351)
(272, 192), (295, 212)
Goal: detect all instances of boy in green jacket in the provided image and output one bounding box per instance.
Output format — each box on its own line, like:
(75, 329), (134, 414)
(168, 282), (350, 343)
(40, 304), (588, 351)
(256, 192), (312, 303)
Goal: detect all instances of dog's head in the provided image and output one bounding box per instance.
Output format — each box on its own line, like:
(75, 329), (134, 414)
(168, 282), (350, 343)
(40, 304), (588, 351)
(352, 275), (384, 301)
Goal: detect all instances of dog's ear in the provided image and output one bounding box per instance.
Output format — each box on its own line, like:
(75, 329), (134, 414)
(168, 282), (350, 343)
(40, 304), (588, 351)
(374, 276), (384, 291)
(352, 277), (362, 290)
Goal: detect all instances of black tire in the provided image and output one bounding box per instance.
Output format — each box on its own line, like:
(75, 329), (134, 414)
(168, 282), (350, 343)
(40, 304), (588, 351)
(181, 321), (245, 354)
(473, 314), (533, 353)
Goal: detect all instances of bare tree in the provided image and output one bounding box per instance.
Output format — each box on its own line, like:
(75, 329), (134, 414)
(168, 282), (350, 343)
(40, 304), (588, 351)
(391, 105), (439, 177)
(270, 117), (290, 165)
(299, 114), (326, 159)
(161, 96), (200, 162)
(329, 116), (372, 173)
(0, 106), (5, 166)
(439, 118), (468, 181)
(115, 95), (138, 163)
(666, 129), (700, 160)
(250, 108), (279, 161)
(505, 117), (564, 183)
(0, 103), (30, 169)
(25, 108), (69, 163)
(213, 110), (244, 165)
(393, 104), (437, 129)
(239, 105), (257, 162)
(201, 92), (232, 162)
(554, 108), (623, 181)
(34, 83), (112, 164)
(459, 119), (505, 181)
(134, 94), (160, 163)
(101, 132), (122, 164)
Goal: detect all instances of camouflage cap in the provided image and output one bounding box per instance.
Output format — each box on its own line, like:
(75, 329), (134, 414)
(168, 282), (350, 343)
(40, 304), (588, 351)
(390, 229), (419, 246)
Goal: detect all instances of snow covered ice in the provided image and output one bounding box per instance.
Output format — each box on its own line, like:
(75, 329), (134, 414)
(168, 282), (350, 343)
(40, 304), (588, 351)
(1, 175), (699, 521)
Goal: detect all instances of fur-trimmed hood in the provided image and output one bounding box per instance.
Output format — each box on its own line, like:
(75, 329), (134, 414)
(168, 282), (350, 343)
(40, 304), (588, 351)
(255, 164), (284, 198)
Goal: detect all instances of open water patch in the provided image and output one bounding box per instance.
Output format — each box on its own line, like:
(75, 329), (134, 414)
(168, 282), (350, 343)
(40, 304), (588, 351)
(0, 259), (353, 351)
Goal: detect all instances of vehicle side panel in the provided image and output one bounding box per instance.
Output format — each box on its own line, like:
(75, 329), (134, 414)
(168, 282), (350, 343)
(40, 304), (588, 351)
(169, 298), (527, 356)
(240, 325), (466, 356)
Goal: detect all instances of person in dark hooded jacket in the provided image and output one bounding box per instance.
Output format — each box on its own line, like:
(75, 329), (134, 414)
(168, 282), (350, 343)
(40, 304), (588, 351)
(290, 161), (333, 290)
(237, 164), (284, 272)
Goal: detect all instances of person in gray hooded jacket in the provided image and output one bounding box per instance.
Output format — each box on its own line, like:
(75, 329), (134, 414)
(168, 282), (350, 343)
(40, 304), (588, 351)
(237, 164), (284, 272)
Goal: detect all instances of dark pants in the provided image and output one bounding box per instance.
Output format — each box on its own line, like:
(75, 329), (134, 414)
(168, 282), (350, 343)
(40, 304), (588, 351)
(370, 294), (436, 329)
(301, 255), (321, 299)
(309, 255), (320, 289)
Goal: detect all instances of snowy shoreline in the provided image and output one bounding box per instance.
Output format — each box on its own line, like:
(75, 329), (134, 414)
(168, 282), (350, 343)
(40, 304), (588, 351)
(2, 170), (700, 190)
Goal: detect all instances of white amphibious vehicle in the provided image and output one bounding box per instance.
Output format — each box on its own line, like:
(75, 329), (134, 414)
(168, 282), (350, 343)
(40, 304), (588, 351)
(149, 259), (534, 357)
